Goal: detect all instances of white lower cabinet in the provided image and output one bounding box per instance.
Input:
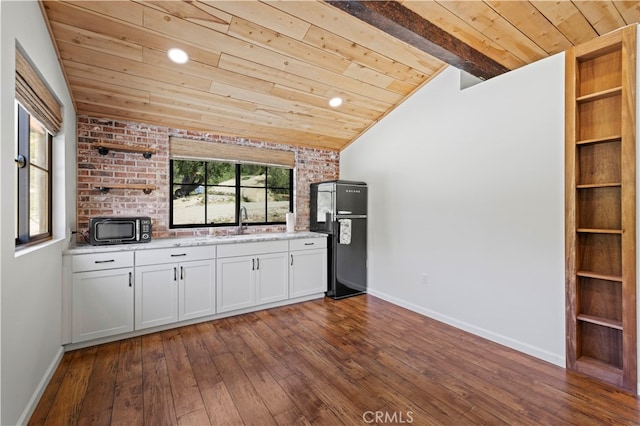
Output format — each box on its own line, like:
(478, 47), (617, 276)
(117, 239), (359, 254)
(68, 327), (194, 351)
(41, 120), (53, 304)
(179, 259), (217, 320)
(289, 238), (328, 298)
(135, 246), (216, 330)
(217, 241), (289, 314)
(255, 252), (289, 305)
(65, 235), (327, 345)
(71, 252), (135, 343)
(73, 268), (134, 342)
(134, 263), (178, 330)
(216, 255), (255, 312)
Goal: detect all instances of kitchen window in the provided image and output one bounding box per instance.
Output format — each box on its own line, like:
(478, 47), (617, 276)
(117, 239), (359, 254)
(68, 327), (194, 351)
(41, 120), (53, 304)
(170, 159), (293, 228)
(15, 103), (53, 246)
(14, 48), (62, 248)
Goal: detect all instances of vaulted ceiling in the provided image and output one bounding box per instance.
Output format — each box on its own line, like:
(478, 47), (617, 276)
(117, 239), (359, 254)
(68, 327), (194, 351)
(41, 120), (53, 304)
(39, 1), (640, 151)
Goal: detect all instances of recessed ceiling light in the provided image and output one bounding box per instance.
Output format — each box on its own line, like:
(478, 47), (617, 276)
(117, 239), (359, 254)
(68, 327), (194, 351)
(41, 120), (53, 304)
(329, 97), (343, 108)
(167, 48), (189, 64)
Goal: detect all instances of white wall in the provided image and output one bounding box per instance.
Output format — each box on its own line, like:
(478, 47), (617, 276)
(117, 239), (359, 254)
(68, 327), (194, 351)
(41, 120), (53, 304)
(340, 55), (566, 365)
(0, 1), (76, 424)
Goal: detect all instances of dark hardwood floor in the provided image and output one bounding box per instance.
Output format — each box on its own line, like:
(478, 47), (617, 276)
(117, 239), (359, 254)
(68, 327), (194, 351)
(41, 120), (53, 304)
(29, 295), (640, 425)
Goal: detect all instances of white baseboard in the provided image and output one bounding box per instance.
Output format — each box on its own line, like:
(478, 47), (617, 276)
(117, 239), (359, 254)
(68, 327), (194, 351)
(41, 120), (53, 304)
(17, 346), (65, 425)
(367, 288), (565, 368)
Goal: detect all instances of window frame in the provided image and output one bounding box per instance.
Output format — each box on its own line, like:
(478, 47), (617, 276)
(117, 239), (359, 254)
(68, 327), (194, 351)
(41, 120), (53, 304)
(16, 103), (53, 247)
(169, 159), (294, 229)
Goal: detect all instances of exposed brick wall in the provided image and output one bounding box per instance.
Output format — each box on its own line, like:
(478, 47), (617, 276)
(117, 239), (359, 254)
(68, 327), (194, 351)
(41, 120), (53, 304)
(76, 115), (339, 241)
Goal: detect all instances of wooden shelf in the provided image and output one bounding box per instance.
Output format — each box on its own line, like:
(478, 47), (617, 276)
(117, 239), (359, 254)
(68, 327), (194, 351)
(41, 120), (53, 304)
(95, 184), (156, 194)
(577, 314), (623, 330)
(575, 357), (623, 388)
(576, 86), (622, 103)
(93, 142), (156, 159)
(576, 228), (622, 234)
(575, 135), (621, 145)
(92, 142), (156, 194)
(576, 271), (622, 282)
(576, 182), (621, 189)
(576, 356), (623, 374)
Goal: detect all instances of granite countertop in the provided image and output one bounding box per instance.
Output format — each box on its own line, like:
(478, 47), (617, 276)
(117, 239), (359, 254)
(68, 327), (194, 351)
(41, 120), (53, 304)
(63, 231), (327, 255)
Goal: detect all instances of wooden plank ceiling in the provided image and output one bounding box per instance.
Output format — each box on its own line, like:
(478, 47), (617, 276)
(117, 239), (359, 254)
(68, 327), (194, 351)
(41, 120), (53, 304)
(40, 1), (640, 151)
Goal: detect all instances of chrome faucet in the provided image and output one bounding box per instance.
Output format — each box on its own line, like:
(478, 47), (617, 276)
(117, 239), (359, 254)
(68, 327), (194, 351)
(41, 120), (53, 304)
(238, 205), (248, 234)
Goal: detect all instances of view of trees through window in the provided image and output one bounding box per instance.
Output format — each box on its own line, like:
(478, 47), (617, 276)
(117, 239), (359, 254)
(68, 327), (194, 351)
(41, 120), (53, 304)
(171, 159), (292, 227)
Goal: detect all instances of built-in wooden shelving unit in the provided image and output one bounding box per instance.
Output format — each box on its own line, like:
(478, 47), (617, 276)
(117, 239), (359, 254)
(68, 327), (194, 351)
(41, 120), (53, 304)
(565, 26), (636, 392)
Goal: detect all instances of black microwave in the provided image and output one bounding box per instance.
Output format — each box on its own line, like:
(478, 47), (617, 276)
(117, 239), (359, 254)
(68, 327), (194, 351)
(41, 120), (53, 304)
(89, 216), (152, 245)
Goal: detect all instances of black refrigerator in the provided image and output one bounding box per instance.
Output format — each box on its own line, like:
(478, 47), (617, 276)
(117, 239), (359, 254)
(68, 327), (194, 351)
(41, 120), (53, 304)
(310, 180), (367, 299)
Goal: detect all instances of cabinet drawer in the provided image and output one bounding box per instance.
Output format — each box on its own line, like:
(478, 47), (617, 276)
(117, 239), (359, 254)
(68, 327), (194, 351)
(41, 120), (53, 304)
(289, 238), (327, 251)
(217, 240), (288, 258)
(135, 245), (216, 266)
(72, 251), (134, 273)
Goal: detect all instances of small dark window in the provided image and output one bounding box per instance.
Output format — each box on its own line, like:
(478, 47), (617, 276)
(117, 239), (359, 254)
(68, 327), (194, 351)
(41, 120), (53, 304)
(16, 103), (53, 246)
(170, 159), (293, 228)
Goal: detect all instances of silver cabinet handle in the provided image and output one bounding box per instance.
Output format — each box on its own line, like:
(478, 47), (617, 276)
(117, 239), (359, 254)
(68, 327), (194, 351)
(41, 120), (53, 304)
(180, 266), (184, 280)
(171, 253), (187, 257)
(129, 272), (132, 287)
(94, 259), (115, 264)
(304, 242), (314, 246)
(174, 267), (177, 281)
(252, 258), (255, 270)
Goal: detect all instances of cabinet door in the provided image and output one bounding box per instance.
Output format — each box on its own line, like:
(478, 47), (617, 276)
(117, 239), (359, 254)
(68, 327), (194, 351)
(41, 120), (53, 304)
(217, 256), (254, 313)
(289, 249), (327, 299)
(255, 252), (289, 305)
(179, 259), (216, 321)
(72, 268), (134, 343)
(135, 264), (178, 330)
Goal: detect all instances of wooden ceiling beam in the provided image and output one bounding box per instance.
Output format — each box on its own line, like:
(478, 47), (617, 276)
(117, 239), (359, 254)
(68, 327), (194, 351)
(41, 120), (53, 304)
(325, 0), (509, 80)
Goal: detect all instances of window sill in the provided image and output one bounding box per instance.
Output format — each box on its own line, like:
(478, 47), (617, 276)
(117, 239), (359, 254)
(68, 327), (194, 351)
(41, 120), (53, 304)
(15, 237), (64, 258)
